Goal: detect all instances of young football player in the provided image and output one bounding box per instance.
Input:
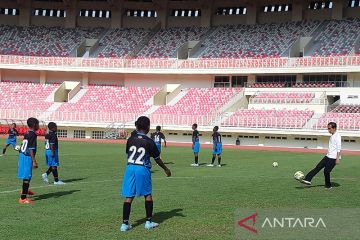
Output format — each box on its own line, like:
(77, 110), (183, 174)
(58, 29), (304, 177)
(18, 118), (39, 204)
(120, 116), (171, 232)
(191, 123), (200, 167)
(207, 126), (222, 167)
(151, 126), (167, 154)
(1, 123), (19, 156)
(42, 122), (65, 185)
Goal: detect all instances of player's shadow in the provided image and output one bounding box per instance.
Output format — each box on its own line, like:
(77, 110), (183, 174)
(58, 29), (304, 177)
(295, 182), (341, 189)
(164, 162), (175, 165)
(33, 190), (80, 201)
(132, 208), (185, 228)
(63, 178), (86, 183)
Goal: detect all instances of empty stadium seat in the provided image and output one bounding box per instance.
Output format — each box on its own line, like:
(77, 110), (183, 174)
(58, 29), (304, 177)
(252, 92), (315, 104)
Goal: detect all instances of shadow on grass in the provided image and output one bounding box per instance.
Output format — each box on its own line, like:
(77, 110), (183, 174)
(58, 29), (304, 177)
(164, 162), (175, 165)
(295, 182), (341, 189)
(33, 190), (80, 201)
(132, 208), (185, 228)
(63, 178), (86, 183)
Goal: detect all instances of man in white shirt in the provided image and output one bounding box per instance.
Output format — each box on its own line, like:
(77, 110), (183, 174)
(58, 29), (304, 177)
(300, 122), (341, 189)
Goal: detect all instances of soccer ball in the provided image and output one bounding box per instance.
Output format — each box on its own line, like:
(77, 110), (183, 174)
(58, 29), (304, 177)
(294, 171), (305, 181)
(14, 145), (20, 151)
(272, 162), (279, 167)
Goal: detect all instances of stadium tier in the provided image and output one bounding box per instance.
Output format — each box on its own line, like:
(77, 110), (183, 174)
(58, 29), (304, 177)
(200, 21), (319, 58)
(223, 109), (314, 129)
(54, 85), (159, 122)
(316, 104), (360, 130)
(251, 92), (315, 104)
(137, 27), (209, 58)
(312, 18), (360, 57)
(0, 25), (103, 57)
(150, 88), (241, 125)
(0, 81), (57, 111)
(97, 28), (150, 58)
(1, 18), (359, 59)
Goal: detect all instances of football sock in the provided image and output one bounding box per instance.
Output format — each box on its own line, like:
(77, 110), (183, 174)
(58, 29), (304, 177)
(123, 202), (132, 224)
(145, 200), (153, 222)
(21, 180), (30, 200)
(2, 148), (6, 154)
(46, 167), (52, 175)
(195, 156), (198, 164)
(52, 167), (59, 182)
(218, 157), (222, 165)
(211, 156), (215, 164)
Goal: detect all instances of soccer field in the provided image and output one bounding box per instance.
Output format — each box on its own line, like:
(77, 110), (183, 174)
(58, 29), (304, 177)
(0, 139), (359, 240)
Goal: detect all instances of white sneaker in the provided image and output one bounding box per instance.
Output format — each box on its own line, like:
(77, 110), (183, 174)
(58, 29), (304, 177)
(190, 163), (199, 167)
(206, 164), (214, 167)
(217, 164), (222, 167)
(54, 180), (66, 185)
(0, 154), (3, 157)
(41, 173), (49, 183)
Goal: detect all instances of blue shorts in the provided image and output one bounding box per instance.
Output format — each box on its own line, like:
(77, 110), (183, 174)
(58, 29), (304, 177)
(18, 153), (32, 180)
(45, 150), (59, 167)
(6, 138), (16, 148)
(155, 143), (161, 153)
(212, 143), (223, 155)
(193, 142), (200, 153)
(121, 165), (152, 197)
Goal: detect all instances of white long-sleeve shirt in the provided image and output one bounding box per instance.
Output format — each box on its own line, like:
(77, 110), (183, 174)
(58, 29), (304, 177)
(326, 131), (341, 159)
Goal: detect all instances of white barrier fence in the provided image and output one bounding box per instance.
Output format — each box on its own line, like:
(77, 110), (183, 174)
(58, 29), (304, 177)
(1, 55), (360, 70)
(1, 109), (359, 131)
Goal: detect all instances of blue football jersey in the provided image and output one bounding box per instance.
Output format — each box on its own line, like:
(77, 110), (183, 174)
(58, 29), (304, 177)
(192, 130), (200, 143)
(126, 132), (160, 168)
(151, 131), (165, 145)
(8, 128), (18, 139)
(212, 132), (222, 144)
(45, 131), (58, 151)
(20, 130), (37, 156)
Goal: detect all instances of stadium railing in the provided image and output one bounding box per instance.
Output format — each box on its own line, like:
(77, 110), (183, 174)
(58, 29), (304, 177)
(1, 109), (360, 131)
(1, 55), (360, 70)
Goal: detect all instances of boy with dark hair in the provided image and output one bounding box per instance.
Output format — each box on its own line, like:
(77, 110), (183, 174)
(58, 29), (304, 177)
(120, 116), (171, 232)
(191, 123), (200, 167)
(298, 122), (341, 189)
(18, 117), (39, 204)
(207, 126), (223, 167)
(1, 123), (19, 156)
(151, 126), (167, 154)
(42, 122), (65, 185)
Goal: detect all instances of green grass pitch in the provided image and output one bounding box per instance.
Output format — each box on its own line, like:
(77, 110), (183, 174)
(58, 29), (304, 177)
(0, 139), (359, 240)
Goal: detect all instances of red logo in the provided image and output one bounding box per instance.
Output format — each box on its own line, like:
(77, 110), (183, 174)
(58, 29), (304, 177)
(237, 213), (258, 234)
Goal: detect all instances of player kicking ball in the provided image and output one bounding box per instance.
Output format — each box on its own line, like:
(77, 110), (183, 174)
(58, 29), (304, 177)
(1, 123), (19, 157)
(207, 126), (222, 167)
(298, 122), (341, 189)
(18, 118), (39, 204)
(191, 123), (200, 167)
(120, 116), (171, 232)
(41, 122), (65, 185)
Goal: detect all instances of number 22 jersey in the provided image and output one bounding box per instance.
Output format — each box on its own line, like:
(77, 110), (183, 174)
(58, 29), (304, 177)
(126, 132), (160, 169)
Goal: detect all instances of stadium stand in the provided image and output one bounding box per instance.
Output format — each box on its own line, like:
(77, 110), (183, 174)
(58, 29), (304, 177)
(55, 85), (159, 122)
(137, 27), (209, 58)
(223, 109), (314, 128)
(248, 83), (287, 88)
(293, 82), (336, 88)
(97, 28), (150, 58)
(251, 92), (315, 104)
(199, 21), (320, 58)
(0, 25), (103, 57)
(0, 81), (57, 111)
(312, 18), (360, 57)
(150, 88), (241, 125)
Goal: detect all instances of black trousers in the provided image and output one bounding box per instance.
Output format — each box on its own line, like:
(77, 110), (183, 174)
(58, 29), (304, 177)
(304, 156), (336, 187)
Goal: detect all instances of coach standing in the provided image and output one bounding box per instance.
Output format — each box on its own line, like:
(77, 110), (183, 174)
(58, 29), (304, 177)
(301, 122), (341, 189)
